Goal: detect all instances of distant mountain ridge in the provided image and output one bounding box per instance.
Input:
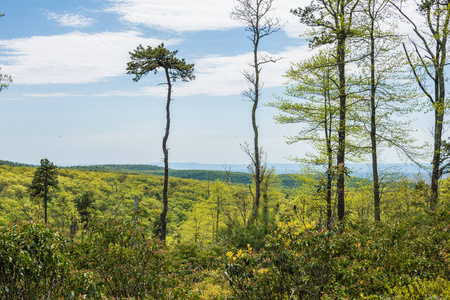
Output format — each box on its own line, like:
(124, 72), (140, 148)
(67, 164), (164, 172)
(0, 160), (35, 167)
(0, 160), (426, 187)
(152, 162), (425, 177)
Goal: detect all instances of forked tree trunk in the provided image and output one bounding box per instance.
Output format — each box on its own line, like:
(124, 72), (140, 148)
(248, 17), (261, 226)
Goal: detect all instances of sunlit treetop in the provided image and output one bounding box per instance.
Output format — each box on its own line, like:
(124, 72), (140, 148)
(126, 43), (195, 83)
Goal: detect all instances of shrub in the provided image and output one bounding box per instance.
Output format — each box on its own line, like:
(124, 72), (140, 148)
(73, 216), (202, 299)
(0, 221), (70, 299)
(389, 277), (450, 299)
(225, 212), (450, 299)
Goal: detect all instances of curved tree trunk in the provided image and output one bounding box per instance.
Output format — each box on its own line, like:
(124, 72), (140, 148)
(248, 23), (261, 226)
(161, 68), (172, 242)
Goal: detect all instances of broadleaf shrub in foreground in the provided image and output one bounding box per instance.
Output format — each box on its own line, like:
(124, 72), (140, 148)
(225, 208), (450, 299)
(0, 221), (70, 299)
(72, 216), (202, 299)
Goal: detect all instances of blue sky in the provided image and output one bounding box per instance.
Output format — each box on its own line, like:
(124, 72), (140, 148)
(0, 0), (435, 167)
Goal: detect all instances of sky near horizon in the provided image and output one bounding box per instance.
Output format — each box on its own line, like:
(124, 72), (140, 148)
(0, 0), (436, 166)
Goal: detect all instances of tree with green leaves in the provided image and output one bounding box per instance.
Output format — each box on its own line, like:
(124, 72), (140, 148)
(0, 69), (11, 92)
(0, 13), (12, 92)
(293, 0), (361, 221)
(355, 0), (419, 221)
(231, 0), (282, 226)
(29, 159), (59, 224)
(75, 190), (95, 229)
(270, 50), (340, 228)
(391, 0), (450, 208)
(270, 48), (368, 227)
(127, 43), (195, 241)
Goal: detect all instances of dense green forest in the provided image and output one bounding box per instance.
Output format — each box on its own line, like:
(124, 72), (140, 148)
(67, 163), (299, 187)
(1, 163), (450, 299)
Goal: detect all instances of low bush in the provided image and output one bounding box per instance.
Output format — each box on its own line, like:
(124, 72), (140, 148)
(225, 209), (450, 299)
(0, 221), (70, 299)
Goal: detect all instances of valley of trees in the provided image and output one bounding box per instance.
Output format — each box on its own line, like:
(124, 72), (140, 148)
(2, 0), (450, 298)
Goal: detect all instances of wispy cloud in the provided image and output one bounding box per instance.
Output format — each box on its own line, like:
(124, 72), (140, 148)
(47, 12), (95, 28)
(21, 44), (312, 98)
(165, 45), (312, 97)
(0, 31), (180, 85)
(106, 0), (307, 37)
(106, 0), (237, 32)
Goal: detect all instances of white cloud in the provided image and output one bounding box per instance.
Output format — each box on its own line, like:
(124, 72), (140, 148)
(0, 31), (179, 84)
(106, 0), (237, 32)
(106, 0), (308, 36)
(105, 45), (312, 98)
(18, 43), (312, 98)
(47, 12), (95, 28)
(169, 45), (311, 97)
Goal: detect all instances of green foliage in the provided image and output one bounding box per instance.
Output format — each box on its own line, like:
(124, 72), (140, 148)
(29, 159), (59, 200)
(154, 169), (253, 185)
(0, 218), (205, 299)
(127, 43), (195, 82)
(0, 222), (70, 299)
(75, 190), (95, 228)
(28, 159), (59, 224)
(225, 208), (450, 299)
(68, 164), (164, 172)
(65, 163), (299, 188)
(2, 165), (450, 299)
(72, 216), (198, 299)
(0, 160), (34, 167)
(389, 277), (450, 299)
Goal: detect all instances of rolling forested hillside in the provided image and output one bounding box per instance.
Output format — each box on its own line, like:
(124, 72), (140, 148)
(67, 163), (299, 187)
(1, 162), (450, 299)
(0, 161), (444, 244)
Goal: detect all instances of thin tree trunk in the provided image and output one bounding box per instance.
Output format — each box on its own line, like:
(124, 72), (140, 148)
(431, 39), (446, 208)
(134, 195), (139, 224)
(44, 187), (48, 224)
(44, 170), (49, 224)
(216, 199), (220, 241)
(336, 31), (347, 221)
(431, 103), (444, 208)
(369, 14), (381, 221)
(161, 67), (172, 242)
(324, 69), (333, 229)
(248, 24), (261, 225)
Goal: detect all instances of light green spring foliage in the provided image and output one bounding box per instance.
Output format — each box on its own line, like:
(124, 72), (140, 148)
(178, 177), (284, 247)
(352, 0), (422, 161)
(269, 50), (340, 165)
(286, 164), (450, 225)
(3, 163), (450, 242)
(0, 165), (208, 239)
(0, 165), (283, 245)
(0, 70), (12, 92)
(389, 277), (450, 299)
(0, 14), (12, 92)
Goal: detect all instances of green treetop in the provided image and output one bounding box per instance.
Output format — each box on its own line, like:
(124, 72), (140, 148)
(29, 159), (59, 224)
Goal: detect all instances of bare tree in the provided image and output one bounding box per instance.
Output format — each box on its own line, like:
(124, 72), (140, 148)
(231, 0), (282, 225)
